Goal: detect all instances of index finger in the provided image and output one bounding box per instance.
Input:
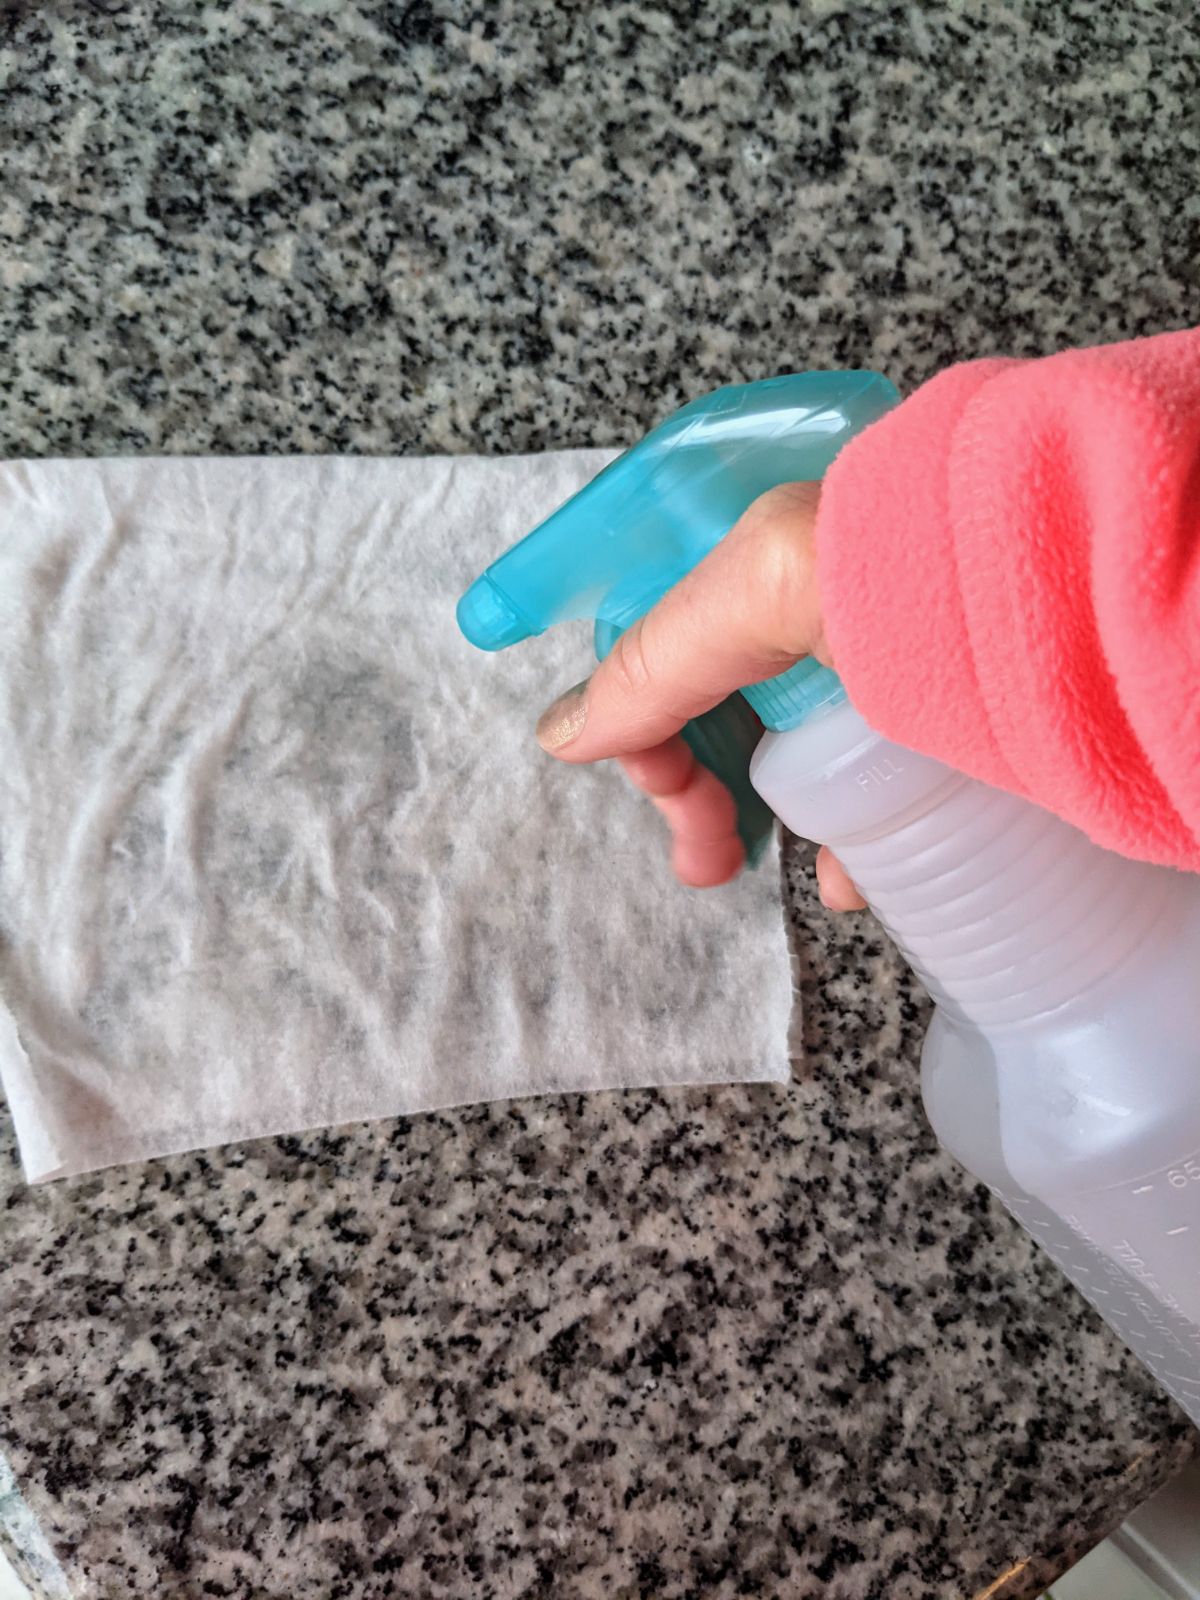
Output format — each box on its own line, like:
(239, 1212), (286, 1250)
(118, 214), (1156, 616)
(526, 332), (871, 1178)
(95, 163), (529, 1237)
(535, 483), (826, 763)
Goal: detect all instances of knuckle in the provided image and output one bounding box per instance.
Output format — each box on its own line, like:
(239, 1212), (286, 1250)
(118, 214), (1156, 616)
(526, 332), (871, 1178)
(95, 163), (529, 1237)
(735, 484), (819, 649)
(740, 481), (820, 539)
(607, 622), (656, 703)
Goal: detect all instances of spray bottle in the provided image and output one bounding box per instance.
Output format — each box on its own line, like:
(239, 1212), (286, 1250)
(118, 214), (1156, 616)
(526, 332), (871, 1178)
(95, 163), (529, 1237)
(458, 371), (1200, 1426)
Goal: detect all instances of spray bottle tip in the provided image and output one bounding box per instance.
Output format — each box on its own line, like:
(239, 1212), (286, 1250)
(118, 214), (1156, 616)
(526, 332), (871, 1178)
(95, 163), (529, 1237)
(456, 576), (531, 650)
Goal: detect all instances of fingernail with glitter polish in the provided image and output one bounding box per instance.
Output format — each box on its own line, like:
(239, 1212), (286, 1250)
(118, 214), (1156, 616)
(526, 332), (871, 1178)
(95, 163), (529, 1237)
(536, 680), (589, 752)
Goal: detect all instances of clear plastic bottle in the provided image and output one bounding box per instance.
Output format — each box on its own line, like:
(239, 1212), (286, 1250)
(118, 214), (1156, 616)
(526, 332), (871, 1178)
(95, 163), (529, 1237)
(751, 698), (1200, 1425)
(460, 368), (1200, 1422)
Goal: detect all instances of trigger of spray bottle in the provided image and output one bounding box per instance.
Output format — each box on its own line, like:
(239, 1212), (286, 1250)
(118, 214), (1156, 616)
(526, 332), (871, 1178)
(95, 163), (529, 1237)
(458, 370), (901, 865)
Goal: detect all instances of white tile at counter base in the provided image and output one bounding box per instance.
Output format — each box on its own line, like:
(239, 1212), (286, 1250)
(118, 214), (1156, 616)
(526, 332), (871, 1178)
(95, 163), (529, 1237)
(1050, 1539), (1168, 1600)
(1115, 1460), (1200, 1600)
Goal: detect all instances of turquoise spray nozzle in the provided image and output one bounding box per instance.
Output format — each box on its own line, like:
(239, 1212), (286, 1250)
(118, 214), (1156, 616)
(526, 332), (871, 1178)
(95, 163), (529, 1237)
(458, 371), (900, 863)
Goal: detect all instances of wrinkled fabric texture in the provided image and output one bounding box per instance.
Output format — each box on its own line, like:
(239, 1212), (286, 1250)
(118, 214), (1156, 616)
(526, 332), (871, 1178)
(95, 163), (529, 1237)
(0, 452), (792, 1182)
(819, 325), (1200, 871)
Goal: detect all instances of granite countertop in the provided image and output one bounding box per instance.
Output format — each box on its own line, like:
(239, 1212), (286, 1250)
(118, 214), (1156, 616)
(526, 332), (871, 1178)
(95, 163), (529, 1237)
(1, 3), (1198, 1597)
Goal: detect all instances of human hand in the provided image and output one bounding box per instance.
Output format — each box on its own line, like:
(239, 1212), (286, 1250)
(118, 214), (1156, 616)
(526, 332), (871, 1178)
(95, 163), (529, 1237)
(534, 481), (866, 908)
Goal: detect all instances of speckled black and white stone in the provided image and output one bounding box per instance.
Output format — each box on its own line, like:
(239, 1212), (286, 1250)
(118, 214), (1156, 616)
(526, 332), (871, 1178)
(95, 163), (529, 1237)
(3, 854), (1195, 1599)
(1, 2), (1198, 1597)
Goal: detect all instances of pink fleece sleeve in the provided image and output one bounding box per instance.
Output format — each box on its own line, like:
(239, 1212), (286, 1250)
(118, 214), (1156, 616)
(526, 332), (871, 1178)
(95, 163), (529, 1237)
(817, 327), (1200, 871)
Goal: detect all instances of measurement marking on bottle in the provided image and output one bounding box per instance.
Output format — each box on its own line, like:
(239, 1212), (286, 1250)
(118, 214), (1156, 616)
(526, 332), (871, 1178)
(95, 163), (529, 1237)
(1167, 1225), (1190, 1235)
(1133, 1184), (1155, 1194)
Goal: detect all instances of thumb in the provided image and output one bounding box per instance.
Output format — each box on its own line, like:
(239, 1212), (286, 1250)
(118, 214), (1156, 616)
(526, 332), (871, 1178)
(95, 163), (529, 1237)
(536, 482), (827, 763)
